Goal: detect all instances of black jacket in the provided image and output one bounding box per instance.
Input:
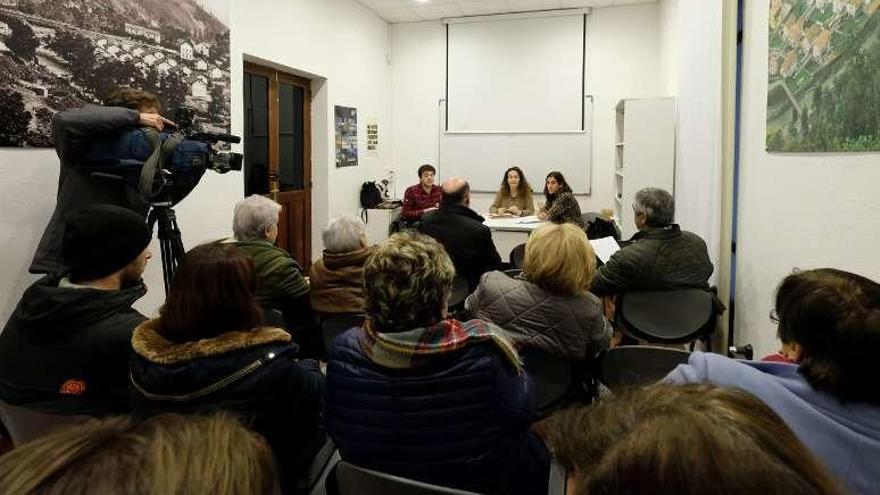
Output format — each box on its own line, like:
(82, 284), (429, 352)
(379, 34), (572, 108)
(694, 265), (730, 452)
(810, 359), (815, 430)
(0, 275), (146, 415)
(129, 320), (326, 494)
(420, 204), (502, 291)
(31, 105), (148, 275)
(591, 224), (714, 296)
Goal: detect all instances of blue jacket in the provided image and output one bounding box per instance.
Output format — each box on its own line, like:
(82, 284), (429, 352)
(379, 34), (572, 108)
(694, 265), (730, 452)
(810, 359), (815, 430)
(666, 352), (880, 494)
(325, 327), (547, 495)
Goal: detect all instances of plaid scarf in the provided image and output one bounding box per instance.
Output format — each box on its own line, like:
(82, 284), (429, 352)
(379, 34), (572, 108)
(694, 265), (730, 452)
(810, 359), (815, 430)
(359, 318), (522, 373)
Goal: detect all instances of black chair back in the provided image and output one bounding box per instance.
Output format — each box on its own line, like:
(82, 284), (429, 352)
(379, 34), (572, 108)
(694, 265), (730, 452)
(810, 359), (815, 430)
(503, 268), (522, 278)
(509, 244), (526, 268)
(618, 289), (717, 345)
(327, 461), (483, 495)
(322, 314), (367, 353)
(448, 276), (469, 309)
(520, 347), (576, 417)
(599, 345), (691, 392)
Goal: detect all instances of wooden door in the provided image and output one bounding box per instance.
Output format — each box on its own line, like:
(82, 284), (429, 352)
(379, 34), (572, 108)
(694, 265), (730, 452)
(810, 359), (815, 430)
(243, 63), (312, 267)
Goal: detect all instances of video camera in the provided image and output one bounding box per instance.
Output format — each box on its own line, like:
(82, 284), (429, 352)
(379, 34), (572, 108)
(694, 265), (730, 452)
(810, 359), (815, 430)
(84, 106), (243, 206)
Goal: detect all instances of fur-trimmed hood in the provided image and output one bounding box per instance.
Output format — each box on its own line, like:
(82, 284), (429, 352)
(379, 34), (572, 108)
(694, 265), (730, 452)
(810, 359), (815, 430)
(132, 318), (291, 365)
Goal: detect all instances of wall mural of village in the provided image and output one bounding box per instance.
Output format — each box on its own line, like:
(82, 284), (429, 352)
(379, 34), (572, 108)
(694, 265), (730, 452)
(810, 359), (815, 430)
(0, 0), (230, 147)
(767, 0), (880, 152)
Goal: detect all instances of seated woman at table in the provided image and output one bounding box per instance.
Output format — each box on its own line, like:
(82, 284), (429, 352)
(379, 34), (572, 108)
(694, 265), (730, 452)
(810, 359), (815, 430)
(537, 171), (584, 228)
(490, 166), (535, 217)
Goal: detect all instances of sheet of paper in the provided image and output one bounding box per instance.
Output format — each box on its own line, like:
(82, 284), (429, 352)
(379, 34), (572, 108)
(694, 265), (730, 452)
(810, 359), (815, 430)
(590, 236), (620, 264)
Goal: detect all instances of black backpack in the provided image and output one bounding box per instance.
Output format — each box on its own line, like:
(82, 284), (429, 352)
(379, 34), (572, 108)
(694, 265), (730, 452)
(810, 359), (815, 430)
(360, 181), (383, 209)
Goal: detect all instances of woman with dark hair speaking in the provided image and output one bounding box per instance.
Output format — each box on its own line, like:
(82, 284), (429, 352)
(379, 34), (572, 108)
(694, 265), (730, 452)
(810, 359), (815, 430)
(490, 166), (535, 217)
(537, 171), (584, 228)
(128, 242), (325, 494)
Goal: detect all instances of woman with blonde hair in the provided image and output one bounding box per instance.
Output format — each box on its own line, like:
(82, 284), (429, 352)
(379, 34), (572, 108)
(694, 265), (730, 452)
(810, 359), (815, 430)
(490, 166), (535, 217)
(466, 223), (611, 360)
(0, 413), (279, 495)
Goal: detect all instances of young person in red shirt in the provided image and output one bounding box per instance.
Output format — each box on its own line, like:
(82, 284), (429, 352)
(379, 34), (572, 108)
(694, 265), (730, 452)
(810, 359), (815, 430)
(401, 164), (442, 221)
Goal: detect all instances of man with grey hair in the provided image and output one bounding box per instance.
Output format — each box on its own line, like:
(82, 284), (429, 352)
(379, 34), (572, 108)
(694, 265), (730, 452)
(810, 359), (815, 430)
(309, 215), (372, 315)
(232, 195), (311, 334)
(591, 187), (713, 296)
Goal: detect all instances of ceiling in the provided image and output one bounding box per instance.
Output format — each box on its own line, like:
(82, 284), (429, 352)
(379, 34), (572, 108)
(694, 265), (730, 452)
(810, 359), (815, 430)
(356, 0), (657, 23)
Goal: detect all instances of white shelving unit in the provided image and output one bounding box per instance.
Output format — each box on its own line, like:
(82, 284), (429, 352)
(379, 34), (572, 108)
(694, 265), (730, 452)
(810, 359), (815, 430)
(613, 98), (676, 239)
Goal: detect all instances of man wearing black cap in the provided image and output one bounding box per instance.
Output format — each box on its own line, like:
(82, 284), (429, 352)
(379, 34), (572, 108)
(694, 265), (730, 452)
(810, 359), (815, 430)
(0, 204), (152, 415)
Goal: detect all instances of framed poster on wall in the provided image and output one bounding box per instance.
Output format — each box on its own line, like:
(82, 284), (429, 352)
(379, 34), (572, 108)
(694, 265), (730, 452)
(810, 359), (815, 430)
(766, 0), (880, 152)
(335, 105), (357, 167)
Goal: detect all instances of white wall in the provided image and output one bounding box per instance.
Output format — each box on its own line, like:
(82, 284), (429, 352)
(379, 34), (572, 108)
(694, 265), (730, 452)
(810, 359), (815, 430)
(391, 3), (668, 219)
(664, 0), (724, 284)
(734, 0), (880, 357)
(0, 0), (391, 322)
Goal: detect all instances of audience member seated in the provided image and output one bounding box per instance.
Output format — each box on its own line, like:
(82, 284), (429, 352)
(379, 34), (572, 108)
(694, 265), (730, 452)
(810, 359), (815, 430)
(466, 223), (611, 361)
(0, 205), (151, 415)
(232, 194), (311, 331)
(0, 413), (278, 495)
(546, 383), (844, 495)
(537, 171), (584, 228)
(325, 232), (550, 495)
(30, 88), (172, 275)
(420, 177), (502, 291)
(666, 268), (880, 494)
(400, 164), (442, 222)
(490, 166), (535, 217)
(309, 214), (372, 316)
(129, 242), (325, 494)
(591, 187), (713, 296)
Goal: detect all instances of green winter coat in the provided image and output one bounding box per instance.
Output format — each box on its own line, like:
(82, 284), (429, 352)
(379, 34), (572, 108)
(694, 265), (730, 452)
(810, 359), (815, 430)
(234, 241), (309, 309)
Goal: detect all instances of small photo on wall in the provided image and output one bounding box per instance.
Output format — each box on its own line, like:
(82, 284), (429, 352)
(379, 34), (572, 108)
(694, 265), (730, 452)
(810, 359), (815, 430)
(335, 105), (357, 168)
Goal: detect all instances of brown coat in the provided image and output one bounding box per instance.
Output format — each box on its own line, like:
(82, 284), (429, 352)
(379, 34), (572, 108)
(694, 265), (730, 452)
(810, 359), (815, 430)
(309, 247), (372, 315)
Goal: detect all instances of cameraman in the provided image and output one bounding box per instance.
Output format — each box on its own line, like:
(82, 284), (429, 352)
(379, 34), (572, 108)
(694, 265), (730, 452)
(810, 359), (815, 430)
(30, 89), (175, 275)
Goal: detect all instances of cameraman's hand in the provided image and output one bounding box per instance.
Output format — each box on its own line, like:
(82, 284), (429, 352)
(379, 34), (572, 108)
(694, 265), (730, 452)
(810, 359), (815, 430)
(139, 113), (176, 132)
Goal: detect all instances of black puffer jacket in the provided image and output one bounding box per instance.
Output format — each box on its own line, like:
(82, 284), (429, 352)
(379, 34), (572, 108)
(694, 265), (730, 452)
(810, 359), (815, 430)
(325, 327), (550, 495)
(591, 224), (714, 296)
(129, 320), (325, 494)
(0, 275), (146, 415)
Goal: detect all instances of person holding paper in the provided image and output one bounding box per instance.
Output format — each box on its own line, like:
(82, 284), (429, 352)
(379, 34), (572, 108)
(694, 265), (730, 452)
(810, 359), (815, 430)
(537, 171), (584, 228)
(466, 223), (611, 361)
(490, 166), (535, 217)
(591, 187), (713, 296)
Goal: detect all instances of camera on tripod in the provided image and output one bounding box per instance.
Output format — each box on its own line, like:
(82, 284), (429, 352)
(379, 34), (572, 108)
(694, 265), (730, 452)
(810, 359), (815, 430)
(84, 106), (243, 206)
(79, 105), (244, 292)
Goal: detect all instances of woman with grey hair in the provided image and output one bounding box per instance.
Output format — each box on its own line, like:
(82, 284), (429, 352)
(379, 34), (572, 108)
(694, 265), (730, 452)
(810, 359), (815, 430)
(309, 215), (371, 316)
(232, 195), (311, 338)
(325, 232), (551, 495)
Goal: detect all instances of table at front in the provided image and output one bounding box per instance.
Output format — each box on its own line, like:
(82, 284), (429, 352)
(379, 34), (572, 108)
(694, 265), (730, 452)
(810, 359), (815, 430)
(483, 215), (547, 264)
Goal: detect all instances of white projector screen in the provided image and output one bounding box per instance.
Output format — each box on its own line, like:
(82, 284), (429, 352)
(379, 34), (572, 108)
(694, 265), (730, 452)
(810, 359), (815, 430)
(447, 14), (586, 132)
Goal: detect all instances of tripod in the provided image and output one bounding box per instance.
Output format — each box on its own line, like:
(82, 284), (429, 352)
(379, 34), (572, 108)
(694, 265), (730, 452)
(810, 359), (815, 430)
(148, 201), (186, 293)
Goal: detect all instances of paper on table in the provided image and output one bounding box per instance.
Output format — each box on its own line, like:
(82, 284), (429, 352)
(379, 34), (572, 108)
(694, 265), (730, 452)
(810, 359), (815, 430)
(590, 236), (620, 264)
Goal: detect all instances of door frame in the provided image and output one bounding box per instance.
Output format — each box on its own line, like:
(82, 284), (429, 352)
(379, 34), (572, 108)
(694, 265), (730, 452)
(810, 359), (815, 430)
(243, 61), (313, 266)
